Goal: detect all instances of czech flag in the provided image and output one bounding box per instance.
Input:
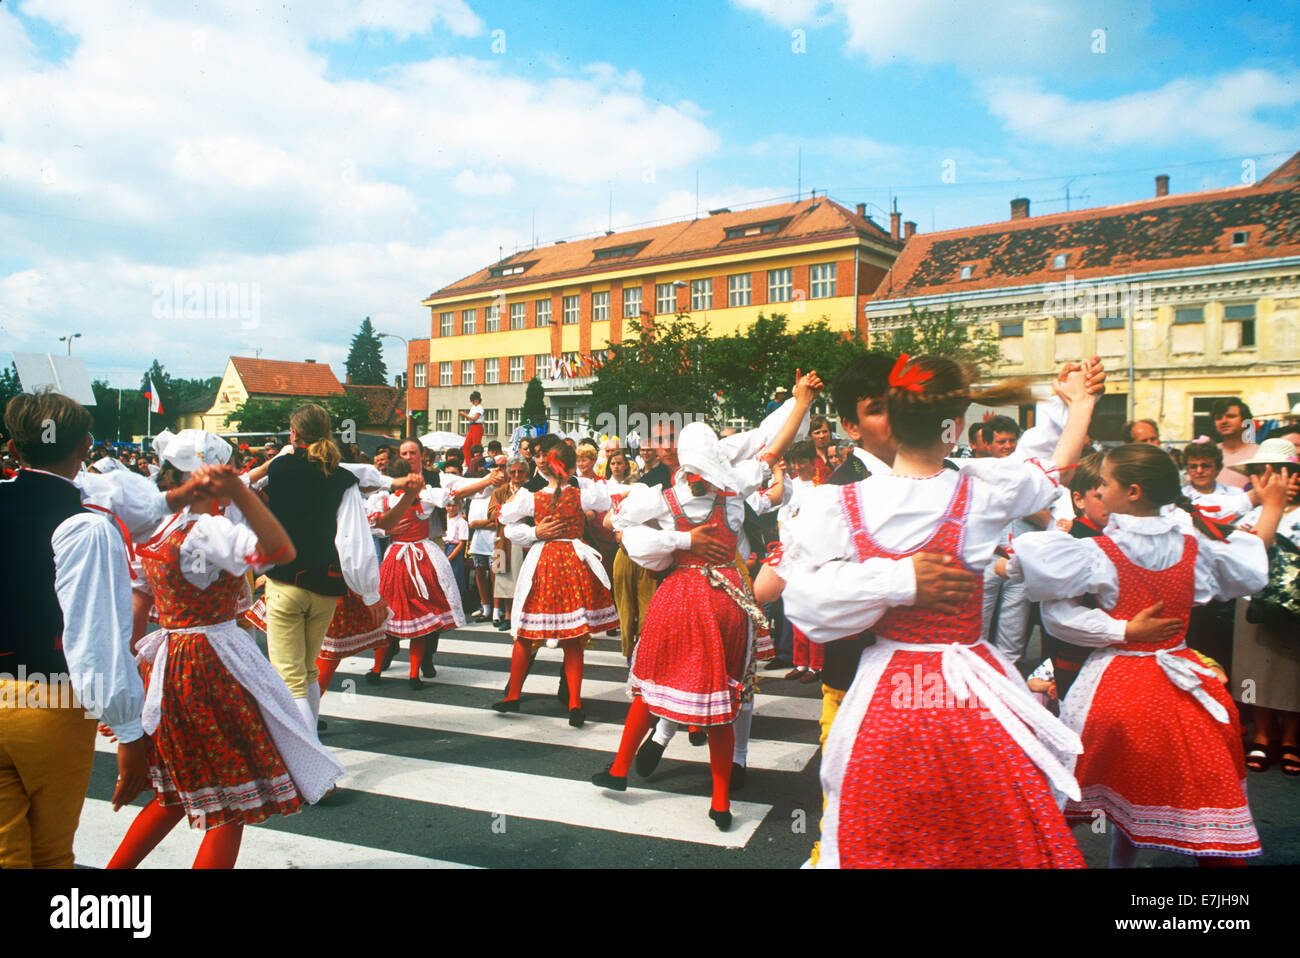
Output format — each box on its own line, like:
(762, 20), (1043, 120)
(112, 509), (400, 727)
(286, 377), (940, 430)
(145, 377), (163, 414)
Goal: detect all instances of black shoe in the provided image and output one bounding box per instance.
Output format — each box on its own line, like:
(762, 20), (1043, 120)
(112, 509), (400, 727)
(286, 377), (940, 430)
(591, 767), (627, 791)
(708, 807), (732, 831)
(492, 698), (520, 713)
(635, 738), (665, 778)
(317, 718), (328, 732)
(568, 707), (585, 728)
(556, 671), (569, 704)
(764, 657), (793, 672)
(364, 670), (381, 685)
(496, 619), (511, 631)
(408, 676), (423, 690)
(730, 762), (746, 791)
(688, 728), (707, 747)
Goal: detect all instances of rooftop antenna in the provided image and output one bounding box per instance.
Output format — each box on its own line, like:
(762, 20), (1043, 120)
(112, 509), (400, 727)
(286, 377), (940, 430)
(797, 146), (802, 198)
(531, 207), (536, 249)
(695, 170), (700, 219)
(609, 188), (613, 232)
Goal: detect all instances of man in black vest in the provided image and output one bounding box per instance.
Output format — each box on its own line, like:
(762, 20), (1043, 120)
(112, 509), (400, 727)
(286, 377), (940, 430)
(1, 392), (192, 867)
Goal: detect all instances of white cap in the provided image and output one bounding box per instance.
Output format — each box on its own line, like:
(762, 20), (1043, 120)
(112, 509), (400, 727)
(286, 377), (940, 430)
(676, 422), (740, 493)
(154, 428), (232, 473)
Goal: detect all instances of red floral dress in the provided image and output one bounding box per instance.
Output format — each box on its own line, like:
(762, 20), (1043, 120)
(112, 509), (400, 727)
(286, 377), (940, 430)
(1064, 536), (1259, 858)
(515, 484), (619, 642)
(378, 492), (463, 637)
(824, 477), (1084, 869)
(629, 490), (754, 726)
(138, 522), (301, 829)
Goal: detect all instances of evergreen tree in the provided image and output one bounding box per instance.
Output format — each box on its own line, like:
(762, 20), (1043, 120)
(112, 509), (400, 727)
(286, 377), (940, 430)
(0, 362), (21, 410)
(521, 377), (547, 431)
(345, 317), (388, 385)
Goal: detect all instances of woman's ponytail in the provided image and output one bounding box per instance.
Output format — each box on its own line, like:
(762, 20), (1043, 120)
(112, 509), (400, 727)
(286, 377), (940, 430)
(288, 403), (338, 476)
(307, 438), (341, 476)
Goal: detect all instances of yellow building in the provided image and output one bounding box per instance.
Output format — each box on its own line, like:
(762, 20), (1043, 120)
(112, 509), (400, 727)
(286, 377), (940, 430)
(865, 152), (1300, 441)
(413, 196), (903, 436)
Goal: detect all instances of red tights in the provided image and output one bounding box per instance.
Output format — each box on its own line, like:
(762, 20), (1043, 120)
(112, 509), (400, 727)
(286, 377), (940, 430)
(609, 697), (733, 811)
(504, 638), (584, 708)
(107, 797), (244, 869)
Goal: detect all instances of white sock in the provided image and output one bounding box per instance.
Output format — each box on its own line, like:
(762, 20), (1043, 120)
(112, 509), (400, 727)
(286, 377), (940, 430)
(733, 699), (754, 766)
(307, 683), (321, 722)
(294, 697), (315, 734)
(492, 608), (501, 622)
(1109, 830), (1140, 869)
(653, 718), (677, 747)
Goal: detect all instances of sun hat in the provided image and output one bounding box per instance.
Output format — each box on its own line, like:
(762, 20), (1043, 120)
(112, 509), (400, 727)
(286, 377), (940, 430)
(1230, 437), (1298, 475)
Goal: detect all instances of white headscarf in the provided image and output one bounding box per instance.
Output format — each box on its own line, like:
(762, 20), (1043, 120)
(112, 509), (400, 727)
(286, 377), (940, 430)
(675, 422), (741, 493)
(153, 428), (232, 473)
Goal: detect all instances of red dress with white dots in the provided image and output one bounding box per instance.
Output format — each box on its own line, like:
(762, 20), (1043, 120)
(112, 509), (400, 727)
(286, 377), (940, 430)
(516, 484), (619, 642)
(628, 490), (752, 726)
(826, 476), (1085, 869)
(1064, 535), (1259, 858)
(378, 493), (463, 637)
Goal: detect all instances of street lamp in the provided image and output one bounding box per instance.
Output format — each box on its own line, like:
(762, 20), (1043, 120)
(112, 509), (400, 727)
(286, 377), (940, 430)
(377, 332), (412, 438)
(58, 333), (81, 354)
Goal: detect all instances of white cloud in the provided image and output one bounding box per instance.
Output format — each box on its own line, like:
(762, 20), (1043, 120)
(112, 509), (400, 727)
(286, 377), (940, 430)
(983, 69), (1300, 153)
(452, 169), (516, 196)
(732, 0), (824, 30)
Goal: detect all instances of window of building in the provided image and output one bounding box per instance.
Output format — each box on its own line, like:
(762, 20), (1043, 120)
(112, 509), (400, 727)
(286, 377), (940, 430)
(1056, 317), (1082, 334)
(723, 219), (789, 240)
(488, 260), (534, 278)
(562, 294), (579, 325)
(1097, 315), (1125, 330)
(1231, 231), (1248, 246)
(1174, 307), (1203, 324)
(484, 357), (499, 384)
(509, 302), (525, 330)
(592, 290), (609, 322)
(435, 409), (451, 433)
(999, 322), (1023, 338)
(960, 265), (974, 280)
(623, 285), (642, 319)
(535, 354), (552, 379)
(509, 356), (525, 382)
(506, 408), (521, 435)
(810, 263), (836, 298)
(485, 304), (500, 333)
(439, 361), (452, 386)
(535, 299), (551, 327)
(768, 268), (792, 303)
(728, 273), (751, 307)
(1052, 254), (1068, 269)
(461, 359), (475, 385)
(483, 408), (499, 437)
(458, 409), (470, 435)
(593, 242), (648, 261)
(690, 278), (712, 311)
(655, 282), (676, 315)
(461, 309), (476, 335)
(439, 311), (453, 337)
(412, 363), (427, 388)
(1224, 303), (1256, 349)
(556, 405), (578, 433)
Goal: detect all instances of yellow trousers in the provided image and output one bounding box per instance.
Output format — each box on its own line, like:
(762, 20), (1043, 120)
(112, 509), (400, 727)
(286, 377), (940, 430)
(808, 684), (847, 868)
(0, 680), (98, 868)
(264, 579), (340, 698)
(612, 548), (657, 660)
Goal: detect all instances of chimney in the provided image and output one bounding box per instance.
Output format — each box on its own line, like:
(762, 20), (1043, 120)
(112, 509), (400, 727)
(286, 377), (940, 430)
(856, 203), (866, 218)
(903, 221), (916, 240)
(890, 211), (901, 239)
(1155, 174), (1169, 197)
(1010, 197), (1030, 220)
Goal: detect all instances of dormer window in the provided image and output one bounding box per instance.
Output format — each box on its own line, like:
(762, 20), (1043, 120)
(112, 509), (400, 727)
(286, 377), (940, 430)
(489, 259), (537, 279)
(723, 219), (790, 240)
(960, 265), (973, 280)
(1231, 231), (1248, 247)
(1052, 254), (1067, 269)
(593, 242), (649, 261)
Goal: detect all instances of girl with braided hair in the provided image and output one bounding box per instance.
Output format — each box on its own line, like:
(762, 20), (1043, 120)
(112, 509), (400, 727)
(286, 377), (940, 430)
(1013, 443), (1278, 866)
(774, 355), (1100, 867)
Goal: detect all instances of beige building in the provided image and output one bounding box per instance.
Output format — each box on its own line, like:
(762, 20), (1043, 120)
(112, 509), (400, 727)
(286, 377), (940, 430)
(865, 151), (1300, 441)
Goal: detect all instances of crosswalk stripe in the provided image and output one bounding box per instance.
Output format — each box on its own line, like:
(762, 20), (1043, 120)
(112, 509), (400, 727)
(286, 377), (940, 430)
(318, 688), (819, 773)
(74, 798), (476, 869)
(91, 734), (772, 849)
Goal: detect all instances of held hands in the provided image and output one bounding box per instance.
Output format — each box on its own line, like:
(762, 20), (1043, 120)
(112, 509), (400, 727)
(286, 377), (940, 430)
(366, 597), (389, 629)
(910, 553), (981, 616)
(112, 736), (152, 811)
(792, 369), (824, 405)
(688, 525), (733, 565)
(486, 467), (507, 488)
(1124, 602), (1183, 644)
(1256, 465), (1294, 510)
(534, 515), (565, 541)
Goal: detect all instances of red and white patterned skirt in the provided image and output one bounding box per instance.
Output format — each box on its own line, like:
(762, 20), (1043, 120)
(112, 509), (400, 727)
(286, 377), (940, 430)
(516, 540), (619, 642)
(629, 564), (750, 726)
(139, 632), (301, 830)
(380, 540), (464, 637)
(1063, 647), (1259, 857)
(320, 589), (388, 659)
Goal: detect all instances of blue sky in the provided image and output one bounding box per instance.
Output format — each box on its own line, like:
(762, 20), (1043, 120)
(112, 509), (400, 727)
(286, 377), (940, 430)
(1, 0), (1296, 389)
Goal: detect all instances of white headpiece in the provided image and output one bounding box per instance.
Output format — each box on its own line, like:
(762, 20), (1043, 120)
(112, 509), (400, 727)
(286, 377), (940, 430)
(675, 422), (740, 493)
(153, 429), (232, 473)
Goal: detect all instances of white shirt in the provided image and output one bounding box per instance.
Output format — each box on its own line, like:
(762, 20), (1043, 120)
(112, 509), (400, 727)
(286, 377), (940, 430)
(467, 404), (484, 424)
(1183, 482), (1254, 523)
(336, 484), (382, 605)
(1012, 512), (1268, 647)
(467, 496), (495, 555)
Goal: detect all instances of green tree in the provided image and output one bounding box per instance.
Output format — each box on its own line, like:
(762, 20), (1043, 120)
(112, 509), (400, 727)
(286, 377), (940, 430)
(870, 303), (1000, 370)
(589, 314), (717, 422)
(521, 377), (547, 430)
(704, 313), (794, 424)
(345, 317), (388, 386)
(0, 362), (21, 410)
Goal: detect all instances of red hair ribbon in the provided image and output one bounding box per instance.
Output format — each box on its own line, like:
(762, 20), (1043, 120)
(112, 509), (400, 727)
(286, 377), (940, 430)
(545, 449), (569, 480)
(888, 353), (932, 393)
(1190, 503), (1232, 542)
(764, 542), (785, 567)
(684, 473), (735, 496)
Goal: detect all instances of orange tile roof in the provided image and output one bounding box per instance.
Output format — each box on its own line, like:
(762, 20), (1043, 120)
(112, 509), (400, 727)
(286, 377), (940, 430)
(343, 383), (405, 426)
(230, 357), (344, 397)
(870, 149), (1300, 303)
(426, 197), (899, 301)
